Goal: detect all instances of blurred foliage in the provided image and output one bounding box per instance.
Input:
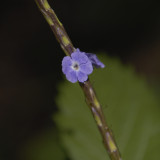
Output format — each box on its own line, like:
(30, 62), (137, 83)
(54, 54), (160, 160)
(18, 129), (65, 160)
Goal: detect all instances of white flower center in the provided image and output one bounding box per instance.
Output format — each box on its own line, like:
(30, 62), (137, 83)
(72, 62), (79, 71)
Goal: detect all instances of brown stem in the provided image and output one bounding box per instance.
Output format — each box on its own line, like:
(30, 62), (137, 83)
(80, 80), (122, 160)
(35, 0), (122, 159)
(35, 0), (74, 55)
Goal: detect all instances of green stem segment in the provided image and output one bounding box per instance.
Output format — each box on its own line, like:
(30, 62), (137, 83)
(35, 0), (122, 159)
(35, 0), (74, 56)
(80, 81), (122, 160)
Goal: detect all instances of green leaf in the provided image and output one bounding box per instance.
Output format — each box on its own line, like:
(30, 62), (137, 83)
(54, 55), (160, 160)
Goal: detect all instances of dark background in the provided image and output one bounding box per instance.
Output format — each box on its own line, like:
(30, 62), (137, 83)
(0, 0), (160, 159)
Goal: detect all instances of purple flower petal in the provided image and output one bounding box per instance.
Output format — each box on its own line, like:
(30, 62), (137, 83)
(71, 51), (88, 65)
(77, 71), (88, 82)
(66, 70), (77, 83)
(79, 60), (93, 74)
(85, 53), (105, 68)
(62, 56), (72, 74)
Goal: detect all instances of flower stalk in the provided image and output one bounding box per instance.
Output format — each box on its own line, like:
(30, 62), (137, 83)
(34, 0), (122, 159)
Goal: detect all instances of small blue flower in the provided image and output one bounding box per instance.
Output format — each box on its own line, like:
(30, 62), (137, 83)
(85, 53), (105, 68)
(62, 50), (93, 83)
